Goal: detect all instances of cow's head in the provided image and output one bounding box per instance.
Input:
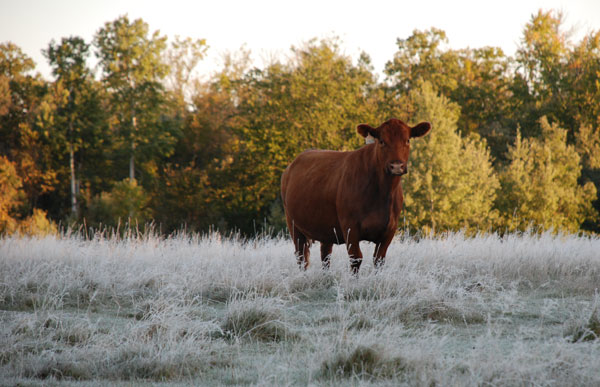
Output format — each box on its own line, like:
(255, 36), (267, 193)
(357, 119), (431, 176)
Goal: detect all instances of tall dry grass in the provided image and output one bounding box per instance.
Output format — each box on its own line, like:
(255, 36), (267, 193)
(1, 230), (599, 385)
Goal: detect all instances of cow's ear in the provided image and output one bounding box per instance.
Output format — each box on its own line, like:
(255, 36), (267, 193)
(410, 122), (431, 138)
(357, 124), (379, 139)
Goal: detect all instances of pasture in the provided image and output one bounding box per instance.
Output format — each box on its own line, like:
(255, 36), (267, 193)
(1, 231), (599, 386)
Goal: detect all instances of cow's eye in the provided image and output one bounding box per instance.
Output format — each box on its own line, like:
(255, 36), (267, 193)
(379, 139), (385, 147)
(406, 140), (410, 145)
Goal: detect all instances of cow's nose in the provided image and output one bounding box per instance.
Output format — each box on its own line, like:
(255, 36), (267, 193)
(388, 161), (407, 175)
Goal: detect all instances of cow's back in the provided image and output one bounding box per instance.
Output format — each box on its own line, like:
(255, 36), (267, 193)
(281, 150), (348, 243)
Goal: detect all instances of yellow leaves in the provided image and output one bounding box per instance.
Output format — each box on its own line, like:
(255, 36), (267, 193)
(0, 157), (24, 224)
(575, 124), (600, 169)
(0, 157), (57, 236)
(403, 81), (500, 234)
(499, 117), (598, 233)
(13, 209), (58, 237)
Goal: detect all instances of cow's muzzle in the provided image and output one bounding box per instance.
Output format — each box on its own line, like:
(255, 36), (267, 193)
(387, 161), (407, 176)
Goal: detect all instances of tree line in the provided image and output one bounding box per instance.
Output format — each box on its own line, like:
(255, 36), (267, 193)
(1, 10), (599, 236)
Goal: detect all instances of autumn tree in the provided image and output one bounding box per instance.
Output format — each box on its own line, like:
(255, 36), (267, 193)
(163, 36), (208, 112)
(0, 156), (57, 235)
(385, 28), (458, 95)
(515, 10), (569, 132)
(514, 10), (599, 138)
(402, 81), (500, 233)
(497, 117), (597, 232)
(0, 42), (57, 211)
(0, 156), (24, 233)
(513, 10), (600, 231)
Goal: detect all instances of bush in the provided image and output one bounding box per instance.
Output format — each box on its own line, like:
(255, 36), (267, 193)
(85, 179), (153, 230)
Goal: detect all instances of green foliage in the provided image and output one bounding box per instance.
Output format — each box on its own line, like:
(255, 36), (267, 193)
(44, 37), (89, 83)
(514, 10), (600, 140)
(498, 117), (597, 232)
(85, 179), (152, 229)
(212, 38), (380, 231)
(567, 30), (600, 130)
(266, 197), (287, 235)
(94, 15), (168, 88)
(164, 36), (208, 111)
(94, 15), (173, 182)
(151, 166), (223, 233)
(517, 10), (568, 100)
(385, 28), (513, 139)
(402, 82), (500, 233)
(385, 28), (457, 95)
(42, 36), (105, 219)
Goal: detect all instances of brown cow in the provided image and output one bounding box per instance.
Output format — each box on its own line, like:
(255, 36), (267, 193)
(281, 118), (431, 273)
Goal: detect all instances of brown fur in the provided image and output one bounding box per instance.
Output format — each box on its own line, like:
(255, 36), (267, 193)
(281, 118), (431, 273)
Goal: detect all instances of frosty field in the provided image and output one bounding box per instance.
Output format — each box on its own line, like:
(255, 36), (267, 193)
(1, 231), (599, 386)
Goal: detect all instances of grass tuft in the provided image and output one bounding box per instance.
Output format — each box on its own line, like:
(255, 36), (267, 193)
(320, 344), (408, 380)
(222, 296), (297, 342)
(567, 308), (600, 342)
(25, 358), (92, 380)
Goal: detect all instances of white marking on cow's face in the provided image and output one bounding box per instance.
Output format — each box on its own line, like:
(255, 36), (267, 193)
(365, 134), (375, 144)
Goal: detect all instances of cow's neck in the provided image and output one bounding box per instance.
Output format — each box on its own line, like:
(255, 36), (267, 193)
(376, 170), (402, 198)
(363, 146), (403, 199)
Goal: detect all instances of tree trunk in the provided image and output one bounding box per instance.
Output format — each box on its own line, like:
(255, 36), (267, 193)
(430, 198), (435, 234)
(69, 143), (77, 216)
(129, 149), (135, 181)
(130, 115), (137, 181)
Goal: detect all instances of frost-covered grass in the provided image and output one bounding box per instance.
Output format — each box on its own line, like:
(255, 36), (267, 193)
(1, 230), (599, 385)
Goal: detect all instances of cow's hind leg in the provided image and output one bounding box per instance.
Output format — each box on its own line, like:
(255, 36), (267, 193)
(320, 243), (333, 269)
(292, 228), (311, 270)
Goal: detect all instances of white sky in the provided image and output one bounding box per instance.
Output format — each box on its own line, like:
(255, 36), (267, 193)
(1, 0), (599, 81)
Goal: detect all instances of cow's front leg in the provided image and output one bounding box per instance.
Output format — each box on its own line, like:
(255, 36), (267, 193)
(343, 226), (363, 275)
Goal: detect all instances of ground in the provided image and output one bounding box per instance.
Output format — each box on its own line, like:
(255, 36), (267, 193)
(1, 231), (599, 385)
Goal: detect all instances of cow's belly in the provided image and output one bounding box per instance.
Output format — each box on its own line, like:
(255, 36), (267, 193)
(291, 205), (395, 245)
(298, 223), (345, 245)
(286, 200), (344, 244)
